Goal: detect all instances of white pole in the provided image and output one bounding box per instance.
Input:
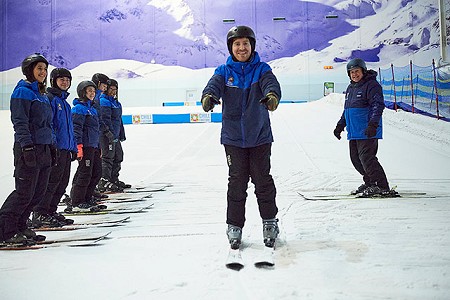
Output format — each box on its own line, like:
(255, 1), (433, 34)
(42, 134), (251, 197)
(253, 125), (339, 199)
(438, 0), (448, 64)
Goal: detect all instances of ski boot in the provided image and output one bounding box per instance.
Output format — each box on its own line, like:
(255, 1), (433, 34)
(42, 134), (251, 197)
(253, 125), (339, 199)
(262, 218), (279, 248)
(351, 183), (369, 195)
(32, 211), (64, 229)
(114, 180), (131, 189)
(227, 225), (242, 250)
(21, 227), (46, 242)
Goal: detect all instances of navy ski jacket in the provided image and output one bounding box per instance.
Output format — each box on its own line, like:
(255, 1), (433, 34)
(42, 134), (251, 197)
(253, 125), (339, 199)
(47, 87), (77, 152)
(10, 79), (53, 147)
(99, 94), (124, 140)
(202, 52), (281, 148)
(337, 70), (384, 140)
(71, 99), (100, 148)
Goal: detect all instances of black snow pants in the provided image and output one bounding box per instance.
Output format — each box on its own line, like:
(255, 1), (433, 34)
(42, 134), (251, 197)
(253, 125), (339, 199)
(71, 147), (102, 207)
(224, 143), (278, 229)
(34, 149), (72, 215)
(349, 139), (389, 189)
(0, 143), (52, 241)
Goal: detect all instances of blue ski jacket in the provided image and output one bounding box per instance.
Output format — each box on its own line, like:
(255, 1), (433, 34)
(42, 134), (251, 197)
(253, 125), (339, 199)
(202, 52), (281, 148)
(337, 70), (384, 140)
(99, 94), (124, 140)
(47, 87), (77, 152)
(10, 79), (54, 147)
(71, 99), (100, 148)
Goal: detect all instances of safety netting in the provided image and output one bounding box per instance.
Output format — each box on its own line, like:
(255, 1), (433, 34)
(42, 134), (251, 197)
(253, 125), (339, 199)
(379, 60), (450, 122)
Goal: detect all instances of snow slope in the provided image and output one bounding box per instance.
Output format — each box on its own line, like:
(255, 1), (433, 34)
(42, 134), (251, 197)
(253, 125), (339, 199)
(0, 94), (449, 299)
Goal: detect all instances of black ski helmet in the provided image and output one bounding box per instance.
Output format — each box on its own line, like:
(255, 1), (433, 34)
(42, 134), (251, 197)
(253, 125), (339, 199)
(226, 25), (256, 57)
(106, 79), (118, 88)
(91, 73), (109, 87)
(21, 53), (49, 82)
(50, 68), (72, 89)
(76, 80), (96, 100)
(346, 58), (367, 77)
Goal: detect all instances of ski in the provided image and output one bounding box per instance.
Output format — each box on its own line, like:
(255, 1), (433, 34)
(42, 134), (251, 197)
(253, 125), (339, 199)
(102, 193), (153, 203)
(34, 216), (131, 231)
(104, 183), (171, 195)
(0, 231), (111, 250)
(62, 204), (154, 216)
(37, 231), (111, 246)
(254, 246), (275, 268)
(225, 248), (244, 271)
(298, 191), (438, 201)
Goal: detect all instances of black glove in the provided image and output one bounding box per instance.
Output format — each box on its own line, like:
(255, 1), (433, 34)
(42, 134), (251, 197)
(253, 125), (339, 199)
(201, 94), (220, 112)
(70, 151), (78, 162)
(333, 124), (345, 140)
(49, 144), (59, 166)
(105, 130), (115, 143)
(365, 122), (378, 138)
(22, 145), (37, 167)
(259, 92), (279, 111)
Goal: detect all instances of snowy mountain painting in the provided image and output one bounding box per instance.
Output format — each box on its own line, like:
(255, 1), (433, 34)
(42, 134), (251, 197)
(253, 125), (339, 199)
(0, 0), (446, 108)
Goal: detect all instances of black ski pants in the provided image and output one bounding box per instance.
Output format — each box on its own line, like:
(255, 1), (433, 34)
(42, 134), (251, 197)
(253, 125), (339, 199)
(34, 150), (72, 215)
(0, 143), (52, 241)
(71, 147), (102, 207)
(224, 143), (278, 229)
(100, 136), (123, 182)
(349, 139), (389, 189)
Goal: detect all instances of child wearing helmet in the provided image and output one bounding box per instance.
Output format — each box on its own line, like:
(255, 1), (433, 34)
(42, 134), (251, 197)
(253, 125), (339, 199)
(0, 54), (54, 246)
(333, 58), (395, 197)
(69, 80), (104, 212)
(32, 68), (77, 228)
(201, 26), (282, 250)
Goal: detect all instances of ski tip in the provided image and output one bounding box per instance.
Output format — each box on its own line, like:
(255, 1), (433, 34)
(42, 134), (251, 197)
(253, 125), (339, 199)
(226, 262), (244, 271)
(254, 261), (274, 268)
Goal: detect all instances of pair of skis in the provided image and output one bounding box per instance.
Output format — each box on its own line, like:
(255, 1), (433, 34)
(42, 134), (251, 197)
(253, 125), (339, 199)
(226, 245), (275, 270)
(298, 190), (435, 201)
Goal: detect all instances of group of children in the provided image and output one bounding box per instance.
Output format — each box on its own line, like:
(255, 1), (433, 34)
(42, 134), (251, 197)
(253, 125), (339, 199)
(0, 53), (130, 246)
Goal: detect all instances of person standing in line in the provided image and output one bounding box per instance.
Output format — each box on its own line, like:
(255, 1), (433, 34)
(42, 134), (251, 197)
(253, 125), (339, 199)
(0, 54), (57, 245)
(69, 81), (104, 212)
(333, 58), (395, 197)
(90, 73), (110, 200)
(201, 25), (281, 249)
(97, 79), (130, 193)
(32, 68), (77, 228)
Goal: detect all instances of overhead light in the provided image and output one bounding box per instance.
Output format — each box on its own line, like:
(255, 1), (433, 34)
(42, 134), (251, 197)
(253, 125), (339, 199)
(326, 15), (338, 19)
(273, 17), (286, 21)
(222, 19), (235, 23)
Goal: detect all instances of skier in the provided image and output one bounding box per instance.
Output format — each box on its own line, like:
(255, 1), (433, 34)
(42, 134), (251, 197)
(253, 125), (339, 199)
(97, 79), (131, 193)
(90, 73), (110, 200)
(32, 68), (77, 228)
(0, 53), (57, 246)
(69, 81), (104, 212)
(201, 25), (281, 249)
(333, 58), (394, 196)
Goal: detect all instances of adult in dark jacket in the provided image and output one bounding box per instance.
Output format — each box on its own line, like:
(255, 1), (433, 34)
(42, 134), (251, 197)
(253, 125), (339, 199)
(0, 54), (56, 245)
(201, 26), (281, 249)
(32, 68), (77, 228)
(69, 81), (103, 212)
(97, 79), (130, 193)
(333, 58), (393, 197)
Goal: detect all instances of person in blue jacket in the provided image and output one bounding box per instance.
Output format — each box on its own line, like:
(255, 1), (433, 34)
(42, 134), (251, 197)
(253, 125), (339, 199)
(0, 54), (57, 246)
(69, 81), (104, 212)
(90, 73), (110, 200)
(201, 26), (281, 249)
(334, 58), (394, 197)
(32, 68), (77, 228)
(97, 79), (130, 193)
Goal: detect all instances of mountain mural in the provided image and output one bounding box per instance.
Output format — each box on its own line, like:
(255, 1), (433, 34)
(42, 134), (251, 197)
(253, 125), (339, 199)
(0, 0), (442, 71)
